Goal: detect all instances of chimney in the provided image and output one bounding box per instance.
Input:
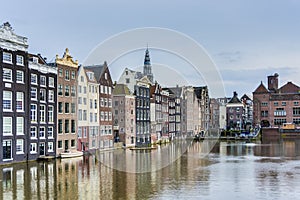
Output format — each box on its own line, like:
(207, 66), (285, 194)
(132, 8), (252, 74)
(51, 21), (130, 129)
(267, 73), (279, 92)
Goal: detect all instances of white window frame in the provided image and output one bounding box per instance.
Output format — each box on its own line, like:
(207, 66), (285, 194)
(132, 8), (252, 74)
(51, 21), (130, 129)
(48, 142), (54, 152)
(48, 127), (53, 138)
(16, 139), (24, 154)
(16, 117), (24, 135)
(31, 88), (37, 100)
(40, 89), (46, 102)
(30, 143), (37, 154)
(3, 117), (12, 136)
(3, 68), (12, 82)
(49, 77), (55, 87)
(48, 106), (54, 123)
(16, 70), (24, 83)
(16, 92), (24, 112)
(3, 52), (12, 63)
(31, 126), (37, 138)
(39, 127), (45, 138)
(3, 91), (12, 111)
(40, 105), (46, 123)
(48, 90), (54, 102)
(31, 74), (37, 84)
(31, 104), (37, 122)
(16, 55), (24, 66)
(40, 76), (46, 87)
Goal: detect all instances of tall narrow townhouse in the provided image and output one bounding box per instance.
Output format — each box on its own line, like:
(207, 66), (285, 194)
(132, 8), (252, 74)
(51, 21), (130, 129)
(150, 83), (163, 142)
(134, 76), (151, 147)
(85, 63), (114, 149)
(28, 53), (57, 159)
(112, 84), (136, 147)
(54, 48), (78, 155)
(0, 22), (29, 164)
(77, 65), (100, 153)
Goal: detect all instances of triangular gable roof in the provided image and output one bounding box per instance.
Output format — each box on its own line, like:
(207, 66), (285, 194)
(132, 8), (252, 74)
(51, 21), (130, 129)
(253, 82), (269, 93)
(241, 94), (252, 101)
(228, 91), (242, 104)
(84, 62), (107, 82)
(279, 82), (300, 94)
(113, 84), (131, 95)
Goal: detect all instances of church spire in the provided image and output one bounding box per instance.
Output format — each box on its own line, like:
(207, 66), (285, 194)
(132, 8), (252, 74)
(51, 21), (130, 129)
(144, 46), (151, 65)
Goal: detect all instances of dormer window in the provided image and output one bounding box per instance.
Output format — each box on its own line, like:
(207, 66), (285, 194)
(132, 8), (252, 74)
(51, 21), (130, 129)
(87, 72), (94, 80)
(32, 57), (38, 63)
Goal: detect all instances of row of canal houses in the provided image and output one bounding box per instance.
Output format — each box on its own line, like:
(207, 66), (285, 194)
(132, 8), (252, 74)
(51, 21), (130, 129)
(0, 22), (210, 164)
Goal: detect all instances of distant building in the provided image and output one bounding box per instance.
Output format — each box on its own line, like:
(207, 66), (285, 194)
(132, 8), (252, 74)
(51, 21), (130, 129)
(134, 76), (151, 147)
(253, 73), (300, 128)
(240, 94), (253, 130)
(209, 98), (220, 129)
(77, 66), (100, 153)
(55, 48), (79, 155)
(150, 83), (163, 142)
(28, 53), (57, 159)
(118, 48), (154, 93)
(112, 84), (136, 147)
(167, 87), (182, 138)
(226, 91), (244, 130)
(0, 22), (29, 163)
(85, 63), (114, 149)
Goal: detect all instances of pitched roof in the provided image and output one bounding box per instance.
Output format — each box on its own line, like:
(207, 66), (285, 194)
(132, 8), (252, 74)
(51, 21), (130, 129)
(228, 91), (242, 103)
(253, 81), (269, 94)
(84, 62), (107, 81)
(113, 84), (131, 95)
(241, 94), (252, 101)
(279, 81), (300, 94)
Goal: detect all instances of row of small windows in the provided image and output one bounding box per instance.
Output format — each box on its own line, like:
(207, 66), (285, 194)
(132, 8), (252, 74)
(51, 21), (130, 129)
(57, 140), (76, 149)
(3, 117), (24, 136)
(2, 52), (24, 66)
(31, 88), (55, 102)
(30, 126), (54, 139)
(78, 110), (98, 122)
(58, 84), (76, 97)
(58, 119), (76, 134)
(58, 102), (76, 114)
(58, 68), (76, 80)
(3, 91), (24, 112)
(3, 68), (25, 83)
(262, 101), (300, 106)
(30, 104), (55, 123)
(31, 74), (55, 87)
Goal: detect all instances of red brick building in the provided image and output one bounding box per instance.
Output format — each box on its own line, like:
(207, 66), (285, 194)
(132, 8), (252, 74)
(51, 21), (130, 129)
(253, 73), (300, 128)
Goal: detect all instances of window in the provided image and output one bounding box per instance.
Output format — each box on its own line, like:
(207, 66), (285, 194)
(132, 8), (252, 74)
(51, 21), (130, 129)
(30, 143), (37, 153)
(3, 68), (12, 82)
(3, 117), (12, 135)
(108, 87), (111, 94)
(71, 103), (75, 113)
(48, 90), (54, 102)
(16, 70), (24, 83)
(31, 104), (37, 122)
(78, 97), (82, 104)
(83, 98), (87, 105)
(274, 102), (278, 106)
(65, 103), (69, 113)
(3, 52), (12, 63)
(282, 102), (286, 106)
(58, 68), (63, 77)
(79, 109), (82, 120)
(293, 107), (300, 116)
(65, 85), (69, 96)
(115, 101), (119, 106)
(48, 142), (54, 152)
(40, 76), (46, 86)
(81, 76), (84, 82)
(48, 106), (54, 123)
(100, 98), (104, 106)
(3, 91), (12, 111)
(65, 70), (70, 80)
(294, 102), (299, 106)
(58, 102), (63, 113)
(16, 117), (24, 135)
(94, 100), (97, 109)
(274, 108), (286, 116)
(71, 120), (75, 133)
(16, 92), (24, 111)
(100, 85), (104, 93)
(105, 72), (107, 80)
(16, 55), (24, 66)
(16, 139), (24, 154)
(83, 110), (87, 120)
(71, 86), (76, 97)
(83, 86), (87, 94)
(78, 86), (82, 93)
(71, 71), (76, 79)
(261, 102), (268, 106)
(58, 141), (62, 149)
(40, 89), (46, 102)
(78, 128), (82, 138)
(90, 112), (93, 122)
(31, 127), (37, 138)
(48, 127), (53, 138)
(90, 99), (93, 109)
(108, 99), (112, 107)
(274, 118), (287, 125)
(58, 119), (63, 133)
(3, 140), (12, 160)
(126, 78), (130, 84)
(108, 112), (112, 121)
(31, 88), (37, 100)
(261, 110), (268, 117)
(31, 74), (37, 84)
(40, 105), (46, 122)
(49, 77), (55, 87)
(71, 139), (76, 147)
(58, 84), (63, 96)
(94, 113), (97, 122)
(39, 127), (45, 138)
(65, 120), (69, 133)
(101, 111), (104, 120)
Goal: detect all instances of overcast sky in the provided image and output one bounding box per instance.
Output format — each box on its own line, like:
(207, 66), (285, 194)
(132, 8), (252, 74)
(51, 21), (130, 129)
(2, 0), (300, 97)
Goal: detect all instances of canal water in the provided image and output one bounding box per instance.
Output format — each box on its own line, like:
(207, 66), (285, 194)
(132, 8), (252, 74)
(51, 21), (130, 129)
(1, 139), (300, 200)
